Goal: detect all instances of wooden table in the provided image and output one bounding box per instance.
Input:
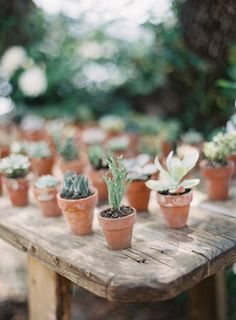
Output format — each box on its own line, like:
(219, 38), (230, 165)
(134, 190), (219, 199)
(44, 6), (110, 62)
(0, 187), (235, 320)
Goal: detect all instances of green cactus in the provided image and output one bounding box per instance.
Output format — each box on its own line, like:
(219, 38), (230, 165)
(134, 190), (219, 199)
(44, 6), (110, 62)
(88, 145), (109, 170)
(103, 156), (128, 209)
(35, 175), (58, 189)
(60, 171), (92, 199)
(59, 138), (79, 162)
(26, 141), (52, 158)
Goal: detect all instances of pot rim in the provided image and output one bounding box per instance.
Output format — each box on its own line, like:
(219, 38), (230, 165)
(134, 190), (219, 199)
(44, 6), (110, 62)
(200, 159), (233, 169)
(98, 206), (136, 221)
(57, 188), (98, 203)
(157, 189), (192, 198)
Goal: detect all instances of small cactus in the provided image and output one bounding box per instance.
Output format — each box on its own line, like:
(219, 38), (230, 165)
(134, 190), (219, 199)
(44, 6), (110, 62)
(60, 171), (92, 199)
(26, 141), (52, 158)
(59, 138), (79, 162)
(35, 175), (58, 189)
(88, 145), (109, 170)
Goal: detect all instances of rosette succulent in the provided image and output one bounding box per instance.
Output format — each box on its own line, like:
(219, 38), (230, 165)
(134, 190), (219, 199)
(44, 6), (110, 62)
(124, 154), (156, 181)
(35, 175), (58, 189)
(146, 150), (200, 194)
(0, 154), (30, 178)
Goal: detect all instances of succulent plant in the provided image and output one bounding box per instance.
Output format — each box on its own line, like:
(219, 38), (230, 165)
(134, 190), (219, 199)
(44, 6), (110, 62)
(88, 145), (109, 170)
(99, 115), (125, 133)
(60, 171), (93, 199)
(26, 141), (52, 158)
(35, 175), (58, 189)
(21, 114), (44, 132)
(107, 136), (129, 152)
(203, 132), (236, 164)
(181, 130), (204, 145)
(124, 154), (157, 181)
(0, 154), (30, 179)
(139, 135), (162, 158)
(104, 156), (128, 209)
(146, 150), (200, 194)
(59, 138), (79, 162)
(138, 115), (162, 135)
(159, 119), (181, 143)
(10, 141), (26, 154)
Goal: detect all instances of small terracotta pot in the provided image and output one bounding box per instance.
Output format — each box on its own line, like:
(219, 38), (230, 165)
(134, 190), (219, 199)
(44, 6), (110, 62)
(57, 190), (98, 235)
(31, 157), (54, 177)
(200, 160), (234, 200)
(126, 180), (150, 212)
(34, 186), (61, 217)
(88, 169), (108, 202)
(0, 146), (10, 158)
(161, 141), (172, 157)
(59, 154), (87, 175)
(228, 154), (236, 176)
(157, 190), (193, 228)
(98, 209), (136, 250)
(3, 177), (29, 207)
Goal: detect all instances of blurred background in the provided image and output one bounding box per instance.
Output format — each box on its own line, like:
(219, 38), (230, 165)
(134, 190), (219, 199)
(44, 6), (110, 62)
(1, 0), (236, 319)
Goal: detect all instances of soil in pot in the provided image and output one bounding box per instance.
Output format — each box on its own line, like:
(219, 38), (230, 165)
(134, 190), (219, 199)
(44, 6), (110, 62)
(126, 180), (150, 212)
(57, 190), (98, 235)
(34, 186), (61, 217)
(157, 189), (193, 228)
(3, 177), (29, 207)
(31, 157), (54, 177)
(200, 160), (234, 201)
(98, 205), (136, 250)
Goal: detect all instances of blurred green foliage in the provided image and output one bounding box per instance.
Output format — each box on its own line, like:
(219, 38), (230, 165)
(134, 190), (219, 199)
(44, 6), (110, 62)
(1, 5), (235, 134)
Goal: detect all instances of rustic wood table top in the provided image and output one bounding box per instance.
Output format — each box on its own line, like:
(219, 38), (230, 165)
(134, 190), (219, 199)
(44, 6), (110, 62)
(0, 184), (235, 303)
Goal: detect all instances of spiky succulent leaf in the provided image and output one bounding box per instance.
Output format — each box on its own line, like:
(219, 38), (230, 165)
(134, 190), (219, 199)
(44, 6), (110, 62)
(60, 138), (79, 162)
(60, 171), (92, 200)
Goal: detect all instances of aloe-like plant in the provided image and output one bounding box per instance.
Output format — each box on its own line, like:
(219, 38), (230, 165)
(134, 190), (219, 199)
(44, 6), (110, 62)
(59, 138), (79, 162)
(0, 154), (30, 179)
(35, 175), (58, 189)
(60, 171), (92, 199)
(146, 150), (200, 194)
(88, 145), (109, 170)
(26, 141), (52, 158)
(104, 157), (128, 209)
(124, 154), (156, 181)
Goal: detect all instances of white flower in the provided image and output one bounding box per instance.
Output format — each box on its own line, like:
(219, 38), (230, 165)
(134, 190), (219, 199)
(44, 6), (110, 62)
(0, 46), (28, 78)
(18, 66), (47, 97)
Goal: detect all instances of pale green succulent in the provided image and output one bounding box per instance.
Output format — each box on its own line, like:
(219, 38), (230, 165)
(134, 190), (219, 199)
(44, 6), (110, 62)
(60, 171), (92, 200)
(107, 136), (129, 152)
(99, 115), (125, 132)
(203, 132), (236, 163)
(181, 130), (203, 145)
(0, 154), (30, 179)
(88, 145), (109, 170)
(146, 150), (200, 194)
(26, 141), (52, 159)
(35, 175), (58, 189)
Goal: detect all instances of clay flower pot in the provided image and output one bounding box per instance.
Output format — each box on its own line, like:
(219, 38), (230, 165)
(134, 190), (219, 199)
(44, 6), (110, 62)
(156, 190), (193, 228)
(88, 169), (108, 202)
(57, 190), (98, 235)
(31, 156), (54, 177)
(34, 186), (61, 217)
(98, 209), (136, 250)
(59, 154), (87, 175)
(0, 145), (10, 158)
(200, 160), (234, 201)
(126, 180), (150, 212)
(161, 141), (172, 157)
(228, 154), (236, 175)
(3, 177), (29, 207)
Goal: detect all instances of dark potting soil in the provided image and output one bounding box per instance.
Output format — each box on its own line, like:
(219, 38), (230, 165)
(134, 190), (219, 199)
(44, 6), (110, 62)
(92, 158), (109, 171)
(101, 205), (134, 219)
(206, 160), (228, 168)
(159, 188), (191, 196)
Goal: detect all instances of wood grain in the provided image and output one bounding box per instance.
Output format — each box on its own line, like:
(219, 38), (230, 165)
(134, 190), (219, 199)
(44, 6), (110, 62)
(0, 189), (235, 302)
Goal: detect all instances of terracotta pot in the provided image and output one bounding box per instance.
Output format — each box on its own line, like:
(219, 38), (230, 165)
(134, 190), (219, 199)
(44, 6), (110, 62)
(57, 190), (98, 235)
(31, 156), (54, 177)
(34, 186), (61, 217)
(161, 141), (172, 157)
(0, 146), (10, 158)
(156, 190), (193, 228)
(228, 154), (236, 175)
(88, 169), (108, 202)
(98, 209), (136, 250)
(59, 154), (87, 175)
(3, 177), (29, 207)
(126, 180), (150, 212)
(200, 160), (234, 201)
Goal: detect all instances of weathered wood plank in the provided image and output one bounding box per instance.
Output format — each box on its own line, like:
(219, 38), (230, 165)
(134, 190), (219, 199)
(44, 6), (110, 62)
(0, 189), (235, 302)
(28, 256), (71, 320)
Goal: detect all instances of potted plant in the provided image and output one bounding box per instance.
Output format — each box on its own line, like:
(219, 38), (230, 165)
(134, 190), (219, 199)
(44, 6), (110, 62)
(98, 157), (136, 250)
(0, 154), (31, 206)
(146, 150), (200, 228)
(59, 137), (87, 174)
(106, 136), (130, 157)
(27, 141), (54, 177)
(20, 114), (45, 141)
(57, 171), (98, 235)
(200, 132), (234, 200)
(99, 115), (125, 138)
(87, 145), (109, 202)
(124, 154), (157, 212)
(33, 175), (61, 217)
